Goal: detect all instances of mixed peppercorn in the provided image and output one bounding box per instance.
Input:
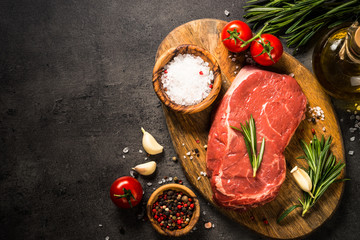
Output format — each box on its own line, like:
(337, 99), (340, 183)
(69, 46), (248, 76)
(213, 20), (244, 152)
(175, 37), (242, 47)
(151, 190), (195, 231)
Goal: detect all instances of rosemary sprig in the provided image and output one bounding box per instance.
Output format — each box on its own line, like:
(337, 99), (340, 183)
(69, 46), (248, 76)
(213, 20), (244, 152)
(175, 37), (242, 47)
(231, 115), (265, 177)
(244, 0), (360, 50)
(277, 135), (348, 222)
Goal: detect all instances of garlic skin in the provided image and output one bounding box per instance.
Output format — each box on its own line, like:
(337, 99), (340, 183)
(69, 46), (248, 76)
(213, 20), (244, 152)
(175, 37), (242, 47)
(141, 127), (163, 155)
(132, 161), (157, 176)
(291, 166), (314, 198)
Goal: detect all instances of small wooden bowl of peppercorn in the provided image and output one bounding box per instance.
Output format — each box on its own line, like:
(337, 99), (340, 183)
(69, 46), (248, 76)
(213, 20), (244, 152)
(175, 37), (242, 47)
(153, 44), (222, 114)
(146, 183), (200, 237)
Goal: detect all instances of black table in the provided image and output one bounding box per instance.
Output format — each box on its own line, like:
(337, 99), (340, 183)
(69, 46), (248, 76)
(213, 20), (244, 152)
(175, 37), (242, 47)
(1, 1), (359, 239)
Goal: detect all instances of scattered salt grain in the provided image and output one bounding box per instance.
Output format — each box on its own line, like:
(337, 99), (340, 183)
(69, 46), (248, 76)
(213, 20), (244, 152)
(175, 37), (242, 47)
(236, 66), (239, 69)
(349, 150), (354, 156)
(139, 149), (143, 153)
(99, 224), (103, 227)
(123, 147), (129, 154)
(224, 9), (230, 16)
(350, 136), (355, 141)
(197, 176), (201, 181)
(212, 224), (215, 228)
(168, 177), (173, 181)
(190, 156), (193, 160)
(347, 109), (351, 113)
(203, 211), (206, 215)
(232, 58), (236, 62)
(158, 180), (163, 185)
(183, 155), (186, 159)
(144, 157), (148, 161)
(182, 143), (185, 146)
(289, 73), (295, 78)
(105, 237), (110, 240)
(147, 182), (153, 187)
(340, 118), (344, 122)
(322, 127), (326, 132)
(122, 155), (125, 159)
(350, 128), (357, 133)
(186, 151), (191, 156)
(161, 54), (214, 106)
(234, 71), (237, 75)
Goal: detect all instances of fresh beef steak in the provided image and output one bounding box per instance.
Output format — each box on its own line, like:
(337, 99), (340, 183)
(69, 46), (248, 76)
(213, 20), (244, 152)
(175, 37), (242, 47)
(206, 66), (307, 210)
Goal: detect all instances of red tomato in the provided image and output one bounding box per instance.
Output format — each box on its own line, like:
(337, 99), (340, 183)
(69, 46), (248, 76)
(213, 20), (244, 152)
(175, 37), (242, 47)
(250, 34), (283, 66)
(221, 20), (253, 53)
(110, 176), (143, 208)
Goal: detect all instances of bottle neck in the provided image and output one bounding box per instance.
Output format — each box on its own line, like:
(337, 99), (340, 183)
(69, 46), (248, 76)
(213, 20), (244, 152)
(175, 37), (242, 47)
(344, 21), (360, 63)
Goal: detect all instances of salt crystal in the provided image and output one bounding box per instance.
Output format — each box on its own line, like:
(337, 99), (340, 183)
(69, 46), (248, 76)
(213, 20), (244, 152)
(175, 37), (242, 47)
(236, 66), (239, 69)
(99, 224), (103, 227)
(183, 156), (186, 159)
(123, 147), (129, 153)
(122, 155), (125, 159)
(289, 73), (295, 77)
(347, 109), (351, 113)
(232, 58), (236, 62)
(147, 182), (153, 186)
(348, 150), (354, 156)
(203, 211), (206, 215)
(190, 156), (193, 160)
(186, 151), (191, 156)
(224, 9), (230, 16)
(350, 136), (355, 141)
(197, 176), (201, 180)
(322, 127), (326, 132)
(139, 150), (143, 153)
(158, 181), (163, 185)
(350, 128), (357, 132)
(212, 224), (215, 228)
(144, 157), (148, 161)
(161, 54), (214, 106)
(234, 71), (237, 75)
(182, 143), (185, 146)
(340, 118), (344, 122)
(105, 237), (110, 240)
(168, 177), (173, 181)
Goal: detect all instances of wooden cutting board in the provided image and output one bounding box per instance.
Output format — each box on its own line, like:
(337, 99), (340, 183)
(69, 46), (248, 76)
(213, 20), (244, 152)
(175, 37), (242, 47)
(155, 19), (345, 239)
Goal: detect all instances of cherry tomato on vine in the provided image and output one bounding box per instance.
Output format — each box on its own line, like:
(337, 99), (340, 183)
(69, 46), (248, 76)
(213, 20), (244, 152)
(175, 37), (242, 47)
(250, 34), (283, 66)
(110, 176), (143, 208)
(221, 20), (253, 53)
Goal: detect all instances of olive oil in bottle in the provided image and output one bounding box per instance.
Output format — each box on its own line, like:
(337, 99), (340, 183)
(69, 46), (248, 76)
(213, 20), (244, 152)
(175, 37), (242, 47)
(313, 21), (360, 100)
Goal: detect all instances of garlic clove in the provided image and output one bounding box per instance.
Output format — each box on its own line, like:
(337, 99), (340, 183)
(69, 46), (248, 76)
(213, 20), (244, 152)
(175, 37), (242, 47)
(141, 127), (163, 155)
(291, 166), (314, 198)
(132, 161), (157, 176)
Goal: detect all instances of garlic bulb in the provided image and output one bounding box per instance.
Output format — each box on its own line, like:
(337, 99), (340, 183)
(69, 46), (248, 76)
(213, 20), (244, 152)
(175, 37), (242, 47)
(291, 166), (314, 198)
(141, 127), (163, 155)
(132, 161), (157, 176)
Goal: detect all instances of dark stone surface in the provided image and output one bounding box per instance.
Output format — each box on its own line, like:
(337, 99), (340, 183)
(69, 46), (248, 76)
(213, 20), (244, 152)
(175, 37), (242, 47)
(0, 1), (359, 239)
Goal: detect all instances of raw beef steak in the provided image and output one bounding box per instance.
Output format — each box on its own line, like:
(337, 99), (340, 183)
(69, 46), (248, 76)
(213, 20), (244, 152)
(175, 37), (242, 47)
(206, 66), (307, 210)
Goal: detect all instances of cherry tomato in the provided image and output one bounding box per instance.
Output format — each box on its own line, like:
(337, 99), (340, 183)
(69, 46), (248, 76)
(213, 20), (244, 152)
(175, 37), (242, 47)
(250, 34), (283, 66)
(110, 176), (143, 208)
(221, 20), (253, 53)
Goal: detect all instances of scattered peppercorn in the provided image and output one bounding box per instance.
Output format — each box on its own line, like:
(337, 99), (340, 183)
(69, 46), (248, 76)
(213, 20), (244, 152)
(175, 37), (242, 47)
(151, 190), (195, 231)
(311, 117), (316, 123)
(311, 128), (316, 135)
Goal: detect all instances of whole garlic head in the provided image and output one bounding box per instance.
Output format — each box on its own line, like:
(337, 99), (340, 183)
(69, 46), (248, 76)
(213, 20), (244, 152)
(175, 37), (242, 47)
(291, 166), (314, 198)
(141, 127), (163, 155)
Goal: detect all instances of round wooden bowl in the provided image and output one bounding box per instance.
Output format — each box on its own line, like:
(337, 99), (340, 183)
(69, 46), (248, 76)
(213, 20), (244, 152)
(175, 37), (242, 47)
(146, 184), (200, 237)
(152, 44), (222, 114)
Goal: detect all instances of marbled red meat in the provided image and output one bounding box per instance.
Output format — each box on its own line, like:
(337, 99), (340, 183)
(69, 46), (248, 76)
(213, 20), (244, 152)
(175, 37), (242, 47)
(206, 66), (307, 210)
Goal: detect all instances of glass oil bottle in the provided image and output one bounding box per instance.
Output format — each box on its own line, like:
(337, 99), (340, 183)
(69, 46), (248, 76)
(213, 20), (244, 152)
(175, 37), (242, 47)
(313, 21), (360, 100)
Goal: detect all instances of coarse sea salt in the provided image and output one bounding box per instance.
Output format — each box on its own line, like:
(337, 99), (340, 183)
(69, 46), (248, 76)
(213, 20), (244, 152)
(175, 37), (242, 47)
(162, 54), (214, 106)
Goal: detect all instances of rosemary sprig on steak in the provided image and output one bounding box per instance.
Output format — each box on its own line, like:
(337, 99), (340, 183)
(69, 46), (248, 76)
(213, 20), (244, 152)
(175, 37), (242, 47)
(277, 135), (347, 222)
(231, 115), (265, 177)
